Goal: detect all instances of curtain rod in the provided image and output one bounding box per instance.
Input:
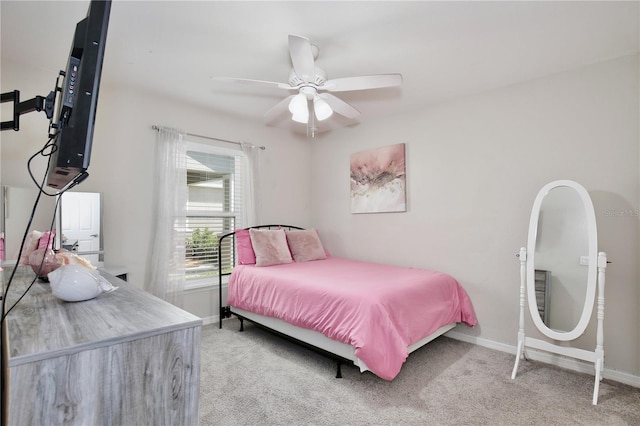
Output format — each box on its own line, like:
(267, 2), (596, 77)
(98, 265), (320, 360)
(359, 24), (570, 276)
(152, 125), (265, 150)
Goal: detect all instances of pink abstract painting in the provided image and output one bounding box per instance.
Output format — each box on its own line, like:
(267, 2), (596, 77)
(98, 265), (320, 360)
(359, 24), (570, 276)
(350, 143), (406, 213)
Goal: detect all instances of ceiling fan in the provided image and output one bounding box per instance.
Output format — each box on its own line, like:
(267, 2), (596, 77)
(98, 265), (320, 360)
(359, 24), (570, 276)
(220, 35), (403, 136)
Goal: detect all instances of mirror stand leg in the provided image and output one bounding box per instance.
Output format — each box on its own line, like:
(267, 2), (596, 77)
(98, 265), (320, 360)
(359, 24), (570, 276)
(592, 252), (607, 405)
(592, 358), (602, 405)
(512, 247), (527, 380)
(511, 337), (524, 379)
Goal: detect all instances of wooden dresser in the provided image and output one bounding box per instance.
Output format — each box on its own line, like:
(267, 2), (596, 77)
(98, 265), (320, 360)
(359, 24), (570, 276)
(3, 266), (202, 425)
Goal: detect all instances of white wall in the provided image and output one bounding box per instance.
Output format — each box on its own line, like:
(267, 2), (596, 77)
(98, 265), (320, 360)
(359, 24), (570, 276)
(310, 55), (640, 377)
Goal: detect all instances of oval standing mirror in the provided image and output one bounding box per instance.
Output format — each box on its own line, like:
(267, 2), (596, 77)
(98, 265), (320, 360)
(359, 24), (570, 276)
(526, 180), (597, 341)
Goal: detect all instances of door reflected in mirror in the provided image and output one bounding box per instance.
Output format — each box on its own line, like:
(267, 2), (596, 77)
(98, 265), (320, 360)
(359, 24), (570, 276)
(534, 186), (590, 332)
(59, 192), (103, 265)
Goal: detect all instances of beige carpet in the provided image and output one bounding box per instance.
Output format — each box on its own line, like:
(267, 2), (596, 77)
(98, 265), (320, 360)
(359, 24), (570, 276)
(199, 318), (640, 425)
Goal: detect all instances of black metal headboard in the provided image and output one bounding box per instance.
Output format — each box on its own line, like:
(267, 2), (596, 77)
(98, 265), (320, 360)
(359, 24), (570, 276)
(218, 224), (304, 328)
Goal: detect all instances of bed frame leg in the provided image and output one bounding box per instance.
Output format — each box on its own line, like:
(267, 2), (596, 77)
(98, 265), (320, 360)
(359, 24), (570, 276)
(239, 317), (244, 332)
(336, 361), (342, 378)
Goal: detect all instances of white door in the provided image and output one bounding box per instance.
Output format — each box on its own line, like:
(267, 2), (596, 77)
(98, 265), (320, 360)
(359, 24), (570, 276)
(60, 192), (101, 265)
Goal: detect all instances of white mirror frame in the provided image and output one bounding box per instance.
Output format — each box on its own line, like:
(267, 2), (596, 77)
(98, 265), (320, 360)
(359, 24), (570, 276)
(526, 179), (598, 341)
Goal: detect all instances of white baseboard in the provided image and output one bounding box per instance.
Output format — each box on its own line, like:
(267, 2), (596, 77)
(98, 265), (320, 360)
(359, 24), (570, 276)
(201, 315), (218, 327)
(445, 330), (640, 389)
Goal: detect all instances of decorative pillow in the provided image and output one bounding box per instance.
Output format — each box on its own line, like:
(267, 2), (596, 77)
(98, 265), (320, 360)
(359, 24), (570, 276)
(285, 228), (327, 262)
(249, 228), (293, 267)
(38, 230), (55, 250)
(18, 230), (43, 265)
(235, 228), (256, 265)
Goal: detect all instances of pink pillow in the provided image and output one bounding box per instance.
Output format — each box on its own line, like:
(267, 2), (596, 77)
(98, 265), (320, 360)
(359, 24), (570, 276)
(285, 229), (327, 262)
(249, 228), (293, 267)
(38, 230), (55, 250)
(236, 229), (256, 265)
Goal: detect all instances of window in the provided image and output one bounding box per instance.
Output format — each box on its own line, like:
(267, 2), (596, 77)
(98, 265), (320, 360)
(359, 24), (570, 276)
(182, 141), (245, 283)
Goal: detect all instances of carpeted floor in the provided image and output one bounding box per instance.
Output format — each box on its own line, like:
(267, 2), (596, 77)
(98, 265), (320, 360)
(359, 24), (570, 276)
(198, 318), (640, 425)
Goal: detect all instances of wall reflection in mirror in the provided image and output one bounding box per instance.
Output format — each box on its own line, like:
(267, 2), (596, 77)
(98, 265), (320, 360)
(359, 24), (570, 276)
(1, 186), (103, 267)
(534, 186), (589, 332)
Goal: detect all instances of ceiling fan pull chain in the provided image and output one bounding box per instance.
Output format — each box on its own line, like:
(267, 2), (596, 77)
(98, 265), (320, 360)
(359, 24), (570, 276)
(308, 99), (316, 138)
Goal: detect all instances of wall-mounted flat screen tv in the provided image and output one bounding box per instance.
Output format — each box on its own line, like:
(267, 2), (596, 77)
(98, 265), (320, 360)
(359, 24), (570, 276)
(46, 0), (111, 190)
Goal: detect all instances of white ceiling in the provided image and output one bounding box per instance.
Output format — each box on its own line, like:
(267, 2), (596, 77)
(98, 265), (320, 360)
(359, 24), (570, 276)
(2, 1), (638, 135)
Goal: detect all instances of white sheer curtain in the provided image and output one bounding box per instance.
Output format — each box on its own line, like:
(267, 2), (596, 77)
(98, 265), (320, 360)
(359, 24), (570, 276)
(147, 126), (187, 307)
(241, 142), (261, 227)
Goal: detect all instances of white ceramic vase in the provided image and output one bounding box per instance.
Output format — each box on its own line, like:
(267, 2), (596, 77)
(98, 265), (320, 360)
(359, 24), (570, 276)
(48, 264), (118, 302)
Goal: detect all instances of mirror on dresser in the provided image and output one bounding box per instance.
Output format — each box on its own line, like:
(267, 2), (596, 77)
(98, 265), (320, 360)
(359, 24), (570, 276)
(511, 180), (608, 405)
(1, 186), (103, 266)
(1, 186), (57, 266)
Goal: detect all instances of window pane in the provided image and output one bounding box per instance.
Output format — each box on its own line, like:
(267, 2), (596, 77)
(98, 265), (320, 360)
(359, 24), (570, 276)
(183, 145), (244, 281)
(184, 216), (235, 279)
(186, 150), (234, 214)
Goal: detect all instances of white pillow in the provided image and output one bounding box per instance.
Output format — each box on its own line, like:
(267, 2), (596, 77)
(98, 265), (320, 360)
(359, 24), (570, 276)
(249, 228), (293, 267)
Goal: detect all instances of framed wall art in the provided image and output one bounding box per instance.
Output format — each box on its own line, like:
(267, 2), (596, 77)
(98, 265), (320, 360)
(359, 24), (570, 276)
(350, 143), (406, 214)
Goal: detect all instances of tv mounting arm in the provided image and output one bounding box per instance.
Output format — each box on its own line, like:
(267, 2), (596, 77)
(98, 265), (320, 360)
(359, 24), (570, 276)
(1, 89), (56, 132)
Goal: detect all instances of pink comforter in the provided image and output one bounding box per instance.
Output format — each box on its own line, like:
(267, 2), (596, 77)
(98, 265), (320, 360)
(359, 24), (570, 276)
(227, 257), (477, 380)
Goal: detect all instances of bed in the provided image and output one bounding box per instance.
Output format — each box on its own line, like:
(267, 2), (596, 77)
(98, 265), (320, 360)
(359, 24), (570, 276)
(218, 225), (477, 380)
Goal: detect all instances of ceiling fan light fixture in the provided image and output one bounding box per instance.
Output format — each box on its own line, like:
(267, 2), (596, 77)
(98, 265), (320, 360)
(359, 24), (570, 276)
(314, 96), (333, 121)
(292, 111), (309, 123)
(289, 92), (309, 123)
(288, 93), (307, 114)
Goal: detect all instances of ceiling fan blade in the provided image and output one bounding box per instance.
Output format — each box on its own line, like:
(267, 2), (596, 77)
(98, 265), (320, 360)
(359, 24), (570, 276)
(214, 77), (292, 90)
(264, 95), (296, 122)
(288, 35), (316, 84)
(322, 74), (403, 92)
(319, 93), (360, 119)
